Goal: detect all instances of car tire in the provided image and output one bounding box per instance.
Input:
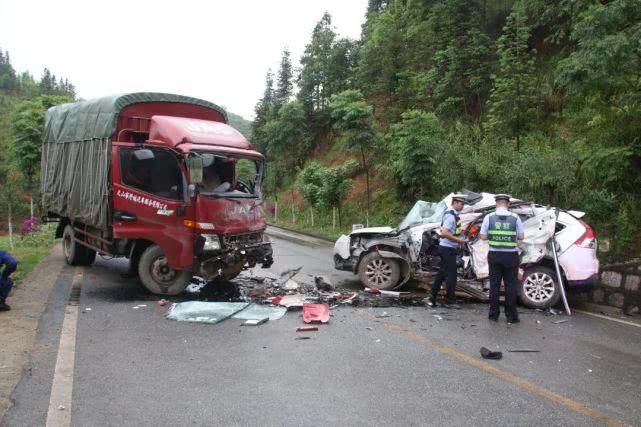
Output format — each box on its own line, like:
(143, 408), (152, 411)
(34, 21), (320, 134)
(138, 244), (191, 295)
(519, 266), (562, 309)
(358, 252), (401, 290)
(62, 225), (94, 266)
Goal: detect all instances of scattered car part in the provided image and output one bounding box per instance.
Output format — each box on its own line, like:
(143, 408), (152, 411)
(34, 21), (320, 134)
(296, 326), (319, 332)
(302, 304), (330, 324)
(480, 347), (503, 360)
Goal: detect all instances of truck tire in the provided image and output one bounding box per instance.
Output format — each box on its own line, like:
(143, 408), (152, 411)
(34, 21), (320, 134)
(519, 266), (562, 309)
(358, 252), (401, 290)
(138, 244), (191, 295)
(62, 225), (94, 266)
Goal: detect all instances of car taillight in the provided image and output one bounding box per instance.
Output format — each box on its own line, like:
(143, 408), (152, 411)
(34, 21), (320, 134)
(576, 220), (596, 248)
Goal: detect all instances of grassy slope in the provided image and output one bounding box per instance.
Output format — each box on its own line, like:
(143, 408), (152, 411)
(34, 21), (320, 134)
(0, 225), (56, 286)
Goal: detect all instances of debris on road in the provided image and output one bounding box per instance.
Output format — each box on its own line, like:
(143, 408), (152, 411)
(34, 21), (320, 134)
(302, 304), (330, 324)
(480, 347), (503, 360)
(314, 275), (334, 291)
(158, 299), (168, 306)
(295, 336), (311, 340)
(296, 326), (319, 332)
(552, 319), (569, 324)
(507, 349), (541, 353)
(242, 318), (269, 326)
(283, 279), (300, 291)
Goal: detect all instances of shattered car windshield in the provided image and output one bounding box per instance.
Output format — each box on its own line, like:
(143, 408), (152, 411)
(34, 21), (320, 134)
(398, 201), (447, 229)
(194, 152), (263, 198)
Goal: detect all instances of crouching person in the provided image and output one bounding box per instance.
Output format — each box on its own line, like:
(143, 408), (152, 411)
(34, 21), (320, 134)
(0, 249), (18, 311)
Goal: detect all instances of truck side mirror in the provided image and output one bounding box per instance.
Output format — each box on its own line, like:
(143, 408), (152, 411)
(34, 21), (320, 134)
(187, 157), (203, 184)
(133, 149), (154, 161)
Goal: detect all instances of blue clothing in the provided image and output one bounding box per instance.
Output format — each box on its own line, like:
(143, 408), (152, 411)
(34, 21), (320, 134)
(439, 210), (462, 248)
(0, 250), (18, 302)
(480, 208), (524, 252)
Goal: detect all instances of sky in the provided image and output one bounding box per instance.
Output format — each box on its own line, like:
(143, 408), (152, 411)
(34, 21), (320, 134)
(0, 0), (368, 119)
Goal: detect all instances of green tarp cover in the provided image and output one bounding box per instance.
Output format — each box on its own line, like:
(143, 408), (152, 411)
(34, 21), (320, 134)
(41, 93), (227, 229)
(43, 92), (227, 143)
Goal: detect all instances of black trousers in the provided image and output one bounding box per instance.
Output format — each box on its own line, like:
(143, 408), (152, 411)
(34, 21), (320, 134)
(431, 246), (458, 304)
(488, 251), (520, 320)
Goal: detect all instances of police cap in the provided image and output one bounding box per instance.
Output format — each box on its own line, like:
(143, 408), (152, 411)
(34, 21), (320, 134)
(494, 193), (511, 202)
(452, 193), (467, 203)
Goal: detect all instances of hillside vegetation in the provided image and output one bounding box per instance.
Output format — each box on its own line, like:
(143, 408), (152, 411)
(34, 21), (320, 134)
(251, 0), (641, 260)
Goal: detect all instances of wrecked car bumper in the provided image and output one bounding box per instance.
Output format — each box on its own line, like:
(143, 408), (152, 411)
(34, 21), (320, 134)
(334, 254), (356, 272)
(197, 241), (273, 280)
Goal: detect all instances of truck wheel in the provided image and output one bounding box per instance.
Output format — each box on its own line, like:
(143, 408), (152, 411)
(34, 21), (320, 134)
(138, 245), (190, 295)
(358, 252), (400, 290)
(519, 266), (562, 309)
(62, 225), (90, 266)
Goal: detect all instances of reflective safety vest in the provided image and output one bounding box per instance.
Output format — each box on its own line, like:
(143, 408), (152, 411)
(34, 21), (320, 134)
(441, 209), (462, 236)
(488, 213), (518, 248)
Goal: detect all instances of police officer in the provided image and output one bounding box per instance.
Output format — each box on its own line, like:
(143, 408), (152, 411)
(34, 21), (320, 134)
(479, 194), (524, 323)
(0, 249), (18, 311)
(429, 193), (467, 309)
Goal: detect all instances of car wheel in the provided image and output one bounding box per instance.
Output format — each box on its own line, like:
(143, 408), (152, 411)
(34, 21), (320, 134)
(358, 252), (401, 290)
(62, 225), (94, 266)
(138, 245), (191, 295)
(519, 266), (561, 309)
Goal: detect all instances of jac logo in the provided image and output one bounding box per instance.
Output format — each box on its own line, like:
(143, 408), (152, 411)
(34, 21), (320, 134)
(185, 121), (237, 137)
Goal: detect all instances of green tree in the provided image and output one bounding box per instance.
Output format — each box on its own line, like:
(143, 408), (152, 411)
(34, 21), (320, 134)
(298, 12), (336, 115)
(317, 160), (357, 229)
(329, 90), (377, 225)
(0, 48), (17, 92)
(251, 69), (275, 153)
(274, 49), (294, 110)
(11, 95), (71, 189)
(297, 161), (325, 226)
(487, 3), (538, 149)
(425, 0), (493, 120)
(388, 111), (446, 200)
(264, 100), (311, 170)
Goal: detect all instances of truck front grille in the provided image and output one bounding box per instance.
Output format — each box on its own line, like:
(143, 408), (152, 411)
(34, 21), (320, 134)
(223, 232), (263, 247)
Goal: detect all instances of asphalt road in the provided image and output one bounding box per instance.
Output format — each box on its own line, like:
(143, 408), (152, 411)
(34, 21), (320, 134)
(5, 233), (641, 426)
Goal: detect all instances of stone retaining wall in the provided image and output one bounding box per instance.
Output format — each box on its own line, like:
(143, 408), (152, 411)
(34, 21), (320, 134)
(590, 261), (641, 316)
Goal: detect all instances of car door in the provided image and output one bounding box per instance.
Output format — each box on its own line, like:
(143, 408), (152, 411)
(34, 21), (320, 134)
(112, 144), (194, 269)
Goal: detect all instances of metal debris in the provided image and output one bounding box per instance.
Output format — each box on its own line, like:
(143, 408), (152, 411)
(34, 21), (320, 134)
(507, 349), (540, 353)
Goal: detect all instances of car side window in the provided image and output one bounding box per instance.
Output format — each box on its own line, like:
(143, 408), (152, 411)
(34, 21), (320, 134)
(119, 148), (184, 200)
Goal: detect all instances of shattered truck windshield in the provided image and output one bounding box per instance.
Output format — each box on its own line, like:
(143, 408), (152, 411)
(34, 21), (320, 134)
(195, 152), (263, 198)
(398, 201), (448, 230)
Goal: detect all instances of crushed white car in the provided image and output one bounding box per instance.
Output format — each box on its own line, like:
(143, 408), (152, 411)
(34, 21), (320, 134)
(333, 191), (599, 309)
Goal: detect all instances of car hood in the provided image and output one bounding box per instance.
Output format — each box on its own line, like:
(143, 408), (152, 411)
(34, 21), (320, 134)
(350, 226), (395, 236)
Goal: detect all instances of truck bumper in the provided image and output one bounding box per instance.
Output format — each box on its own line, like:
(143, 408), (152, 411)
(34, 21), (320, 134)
(198, 242), (273, 280)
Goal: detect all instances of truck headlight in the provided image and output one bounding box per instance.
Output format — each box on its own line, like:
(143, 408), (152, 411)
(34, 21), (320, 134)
(202, 234), (221, 251)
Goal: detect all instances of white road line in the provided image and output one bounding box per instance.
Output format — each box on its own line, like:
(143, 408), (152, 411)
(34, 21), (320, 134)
(575, 309), (641, 328)
(46, 271), (82, 427)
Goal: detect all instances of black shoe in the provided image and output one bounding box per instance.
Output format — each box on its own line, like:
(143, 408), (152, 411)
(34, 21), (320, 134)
(0, 302), (11, 311)
(444, 302), (462, 309)
(507, 318), (520, 324)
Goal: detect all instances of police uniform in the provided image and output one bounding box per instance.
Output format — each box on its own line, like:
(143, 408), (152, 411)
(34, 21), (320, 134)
(430, 194), (466, 307)
(0, 249), (18, 311)
(480, 194), (524, 323)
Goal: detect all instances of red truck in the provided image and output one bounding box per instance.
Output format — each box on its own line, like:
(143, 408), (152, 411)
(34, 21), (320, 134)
(41, 93), (273, 295)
